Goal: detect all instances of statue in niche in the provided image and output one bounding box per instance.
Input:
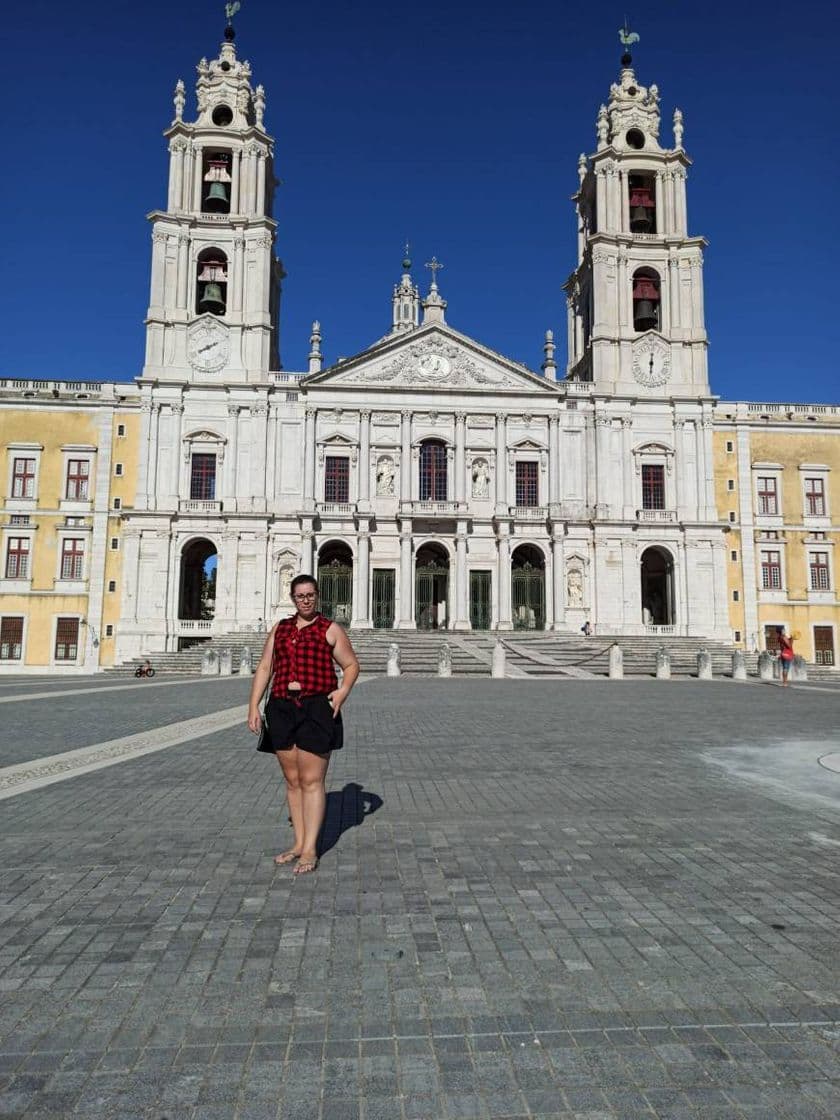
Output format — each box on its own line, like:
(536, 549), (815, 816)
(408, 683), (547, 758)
(566, 568), (584, 607)
(278, 566), (293, 604)
(376, 456), (395, 496)
(471, 458), (490, 498)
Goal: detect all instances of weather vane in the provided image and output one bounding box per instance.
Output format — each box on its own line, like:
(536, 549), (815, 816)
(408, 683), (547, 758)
(225, 1), (241, 27)
(618, 20), (639, 50)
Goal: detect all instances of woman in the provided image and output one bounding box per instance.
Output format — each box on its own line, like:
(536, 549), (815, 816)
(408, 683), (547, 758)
(777, 626), (794, 686)
(248, 574), (360, 875)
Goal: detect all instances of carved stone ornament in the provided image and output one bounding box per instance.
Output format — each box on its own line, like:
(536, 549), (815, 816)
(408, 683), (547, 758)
(340, 337), (520, 388)
(631, 334), (671, 388)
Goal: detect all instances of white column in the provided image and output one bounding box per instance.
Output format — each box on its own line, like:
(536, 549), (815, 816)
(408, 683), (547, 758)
(595, 168), (607, 232)
(267, 406), (278, 502)
(664, 171), (676, 235)
(167, 145), (178, 211)
(495, 413), (507, 510)
(176, 235), (189, 309)
(352, 529), (371, 628)
(496, 527), (512, 630)
(617, 252), (628, 333)
(246, 148), (258, 213)
(453, 525), (470, 630)
(398, 525), (415, 628)
(148, 404), (161, 505)
(673, 420), (687, 518)
(400, 410), (412, 502)
(454, 412), (466, 504)
(231, 238), (244, 313)
(621, 417), (633, 518)
(359, 410), (371, 508)
(300, 529), (314, 574)
(230, 149), (241, 214)
(251, 405), (268, 509)
(170, 404), (184, 502)
(619, 169), (630, 232)
(694, 417), (708, 519)
(256, 152), (266, 215)
(303, 409), (316, 508)
(594, 413), (611, 517)
(551, 532), (565, 630)
(701, 417), (714, 517)
(548, 415), (560, 507)
(192, 147), (203, 212)
(226, 405), (239, 502)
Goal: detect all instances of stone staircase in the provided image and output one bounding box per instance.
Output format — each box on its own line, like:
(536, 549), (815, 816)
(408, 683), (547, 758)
(105, 627), (801, 680)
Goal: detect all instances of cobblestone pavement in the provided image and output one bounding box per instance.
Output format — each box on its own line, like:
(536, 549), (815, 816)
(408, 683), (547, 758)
(1, 678), (840, 1119)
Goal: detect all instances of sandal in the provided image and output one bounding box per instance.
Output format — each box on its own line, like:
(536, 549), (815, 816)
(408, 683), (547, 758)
(273, 849), (301, 866)
(293, 855), (319, 876)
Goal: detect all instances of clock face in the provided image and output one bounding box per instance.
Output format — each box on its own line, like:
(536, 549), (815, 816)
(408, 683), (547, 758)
(187, 320), (229, 373)
(632, 337), (670, 388)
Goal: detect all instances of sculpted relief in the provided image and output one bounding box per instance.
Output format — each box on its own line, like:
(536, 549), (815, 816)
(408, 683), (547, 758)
(338, 338), (524, 389)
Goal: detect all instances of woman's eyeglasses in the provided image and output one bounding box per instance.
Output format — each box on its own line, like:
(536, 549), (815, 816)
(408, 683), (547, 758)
(293, 592), (317, 602)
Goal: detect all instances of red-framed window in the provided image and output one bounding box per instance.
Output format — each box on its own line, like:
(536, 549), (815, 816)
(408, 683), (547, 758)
(324, 456), (349, 503)
(0, 617), (23, 660)
(5, 537), (30, 579)
(65, 459), (90, 500)
(515, 461), (539, 507)
(805, 477), (826, 516)
(814, 626), (835, 667)
(190, 453), (216, 500)
(757, 476), (778, 515)
(55, 617), (79, 661)
(60, 538), (85, 580)
(641, 464), (665, 510)
(810, 552), (830, 591)
(11, 458), (36, 498)
(760, 550), (782, 590)
(419, 441), (447, 501)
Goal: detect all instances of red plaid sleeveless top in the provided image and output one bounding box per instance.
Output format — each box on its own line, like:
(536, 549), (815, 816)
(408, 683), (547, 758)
(271, 614), (338, 698)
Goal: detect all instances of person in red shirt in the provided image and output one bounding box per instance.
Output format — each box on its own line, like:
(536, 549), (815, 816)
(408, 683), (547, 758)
(248, 574), (360, 875)
(777, 626), (795, 686)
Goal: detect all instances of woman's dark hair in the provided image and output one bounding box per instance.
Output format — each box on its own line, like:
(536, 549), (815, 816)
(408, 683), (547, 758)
(776, 626), (783, 635)
(290, 573), (318, 595)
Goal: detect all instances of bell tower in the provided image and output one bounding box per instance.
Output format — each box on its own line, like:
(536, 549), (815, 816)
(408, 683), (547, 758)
(141, 15), (281, 383)
(564, 31), (709, 397)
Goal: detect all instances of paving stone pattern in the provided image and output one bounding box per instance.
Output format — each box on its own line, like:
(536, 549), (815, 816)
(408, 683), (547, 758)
(1, 679), (840, 1119)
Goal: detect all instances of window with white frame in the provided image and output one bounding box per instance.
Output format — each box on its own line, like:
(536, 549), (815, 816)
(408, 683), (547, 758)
(5, 537), (30, 579)
(760, 549), (782, 589)
(756, 476), (778, 515)
(60, 538), (85, 580)
(54, 617), (79, 661)
(801, 466), (830, 519)
(11, 457), (36, 498)
(0, 617), (23, 660)
(65, 459), (90, 500)
(809, 551), (831, 591)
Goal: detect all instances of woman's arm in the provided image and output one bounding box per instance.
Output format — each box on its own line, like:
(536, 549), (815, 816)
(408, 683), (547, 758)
(247, 624), (277, 733)
(326, 624), (360, 716)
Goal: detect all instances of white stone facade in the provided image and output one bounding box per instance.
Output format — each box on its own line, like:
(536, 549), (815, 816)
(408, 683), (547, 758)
(115, 34), (731, 661)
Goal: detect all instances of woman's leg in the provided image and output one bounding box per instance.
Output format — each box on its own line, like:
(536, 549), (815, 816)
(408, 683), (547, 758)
(294, 749), (331, 872)
(274, 748), (304, 862)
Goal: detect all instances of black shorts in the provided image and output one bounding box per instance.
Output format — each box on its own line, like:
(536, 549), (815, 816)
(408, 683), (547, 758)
(258, 694), (343, 756)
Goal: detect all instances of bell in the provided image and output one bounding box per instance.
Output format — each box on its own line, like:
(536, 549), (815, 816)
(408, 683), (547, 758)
(199, 282), (226, 315)
(630, 205), (651, 233)
(204, 181), (229, 210)
(634, 299), (657, 331)
(197, 260), (227, 282)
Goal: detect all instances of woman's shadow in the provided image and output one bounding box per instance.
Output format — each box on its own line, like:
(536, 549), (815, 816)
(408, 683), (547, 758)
(318, 782), (383, 857)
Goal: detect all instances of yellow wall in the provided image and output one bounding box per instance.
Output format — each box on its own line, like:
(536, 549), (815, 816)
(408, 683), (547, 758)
(713, 430), (745, 643)
(99, 410), (142, 667)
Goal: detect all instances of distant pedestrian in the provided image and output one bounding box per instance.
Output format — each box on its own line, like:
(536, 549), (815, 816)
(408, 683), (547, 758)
(247, 574), (360, 875)
(580, 621), (592, 637)
(777, 626), (794, 686)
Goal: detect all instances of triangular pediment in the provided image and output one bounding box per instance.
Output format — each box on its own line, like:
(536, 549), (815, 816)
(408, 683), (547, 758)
(303, 323), (554, 393)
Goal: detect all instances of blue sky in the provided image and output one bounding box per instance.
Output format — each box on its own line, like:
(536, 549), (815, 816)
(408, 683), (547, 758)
(5, 0), (838, 402)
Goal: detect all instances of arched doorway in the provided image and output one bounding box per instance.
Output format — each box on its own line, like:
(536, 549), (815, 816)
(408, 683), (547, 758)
(415, 543), (449, 630)
(179, 539), (217, 621)
(511, 545), (545, 630)
(318, 542), (353, 625)
(640, 547), (675, 626)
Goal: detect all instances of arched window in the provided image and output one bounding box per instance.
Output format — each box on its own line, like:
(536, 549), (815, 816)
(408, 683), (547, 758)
(419, 440), (447, 501)
(202, 150), (232, 213)
(196, 248), (228, 316)
(632, 267), (660, 332)
(628, 173), (656, 233)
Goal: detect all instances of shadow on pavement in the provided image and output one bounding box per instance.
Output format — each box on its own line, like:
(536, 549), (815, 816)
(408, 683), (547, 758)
(318, 781), (383, 857)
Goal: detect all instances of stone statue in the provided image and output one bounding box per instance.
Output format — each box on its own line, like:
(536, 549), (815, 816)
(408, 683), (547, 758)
(673, 108), (684, 148)
(471, 458), (490, 498)
(566, 568), (583, 607)
(438, 642), (452, 678)
(278, 566), (293, 603)
(376, 456), (395, 496)
(596, 104), (609, 147)
(386, 642), (401, 677)
(173, 79), (185, 123)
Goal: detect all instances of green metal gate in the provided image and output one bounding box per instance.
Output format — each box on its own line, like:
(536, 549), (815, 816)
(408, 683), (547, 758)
(469, 570), (492, 630)
(372, 569), (395, 629)
(318, 558), (353, 625)
(511, 561), (545, 630)
(415, 560), (448, 630)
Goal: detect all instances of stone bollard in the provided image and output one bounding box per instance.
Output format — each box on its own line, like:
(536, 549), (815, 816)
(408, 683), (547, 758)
(386, 642), (401, 677)
(219, 647), (233, 676)
(238, 647), (253, 677)
(790, 654), (808, 683)
(731, 650), (747, 681)
(655, 646), (671, 680)
(201, 648), (219, 676)
(491, 640), (506, 679)
(608, 644), (623, 679)
(757, 651), (774, 681)
(696, 649), (712, 680)
(438, 642), (452, 678)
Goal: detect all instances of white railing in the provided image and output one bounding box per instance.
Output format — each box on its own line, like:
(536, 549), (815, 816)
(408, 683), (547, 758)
(317, 502), (356, 516)
(510, 505), (547, 521)
(178, 619), (215, 633)
(179, 500), (223, 513)
(271, 371), (304, 384)
(404, 500), (467, 516)
(646, 624), (675, 635)
(565, 378), (592, 394)
(637, 509), (677, 523)
(0, 378), (104, 394)
(745, 401), (836, 415)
